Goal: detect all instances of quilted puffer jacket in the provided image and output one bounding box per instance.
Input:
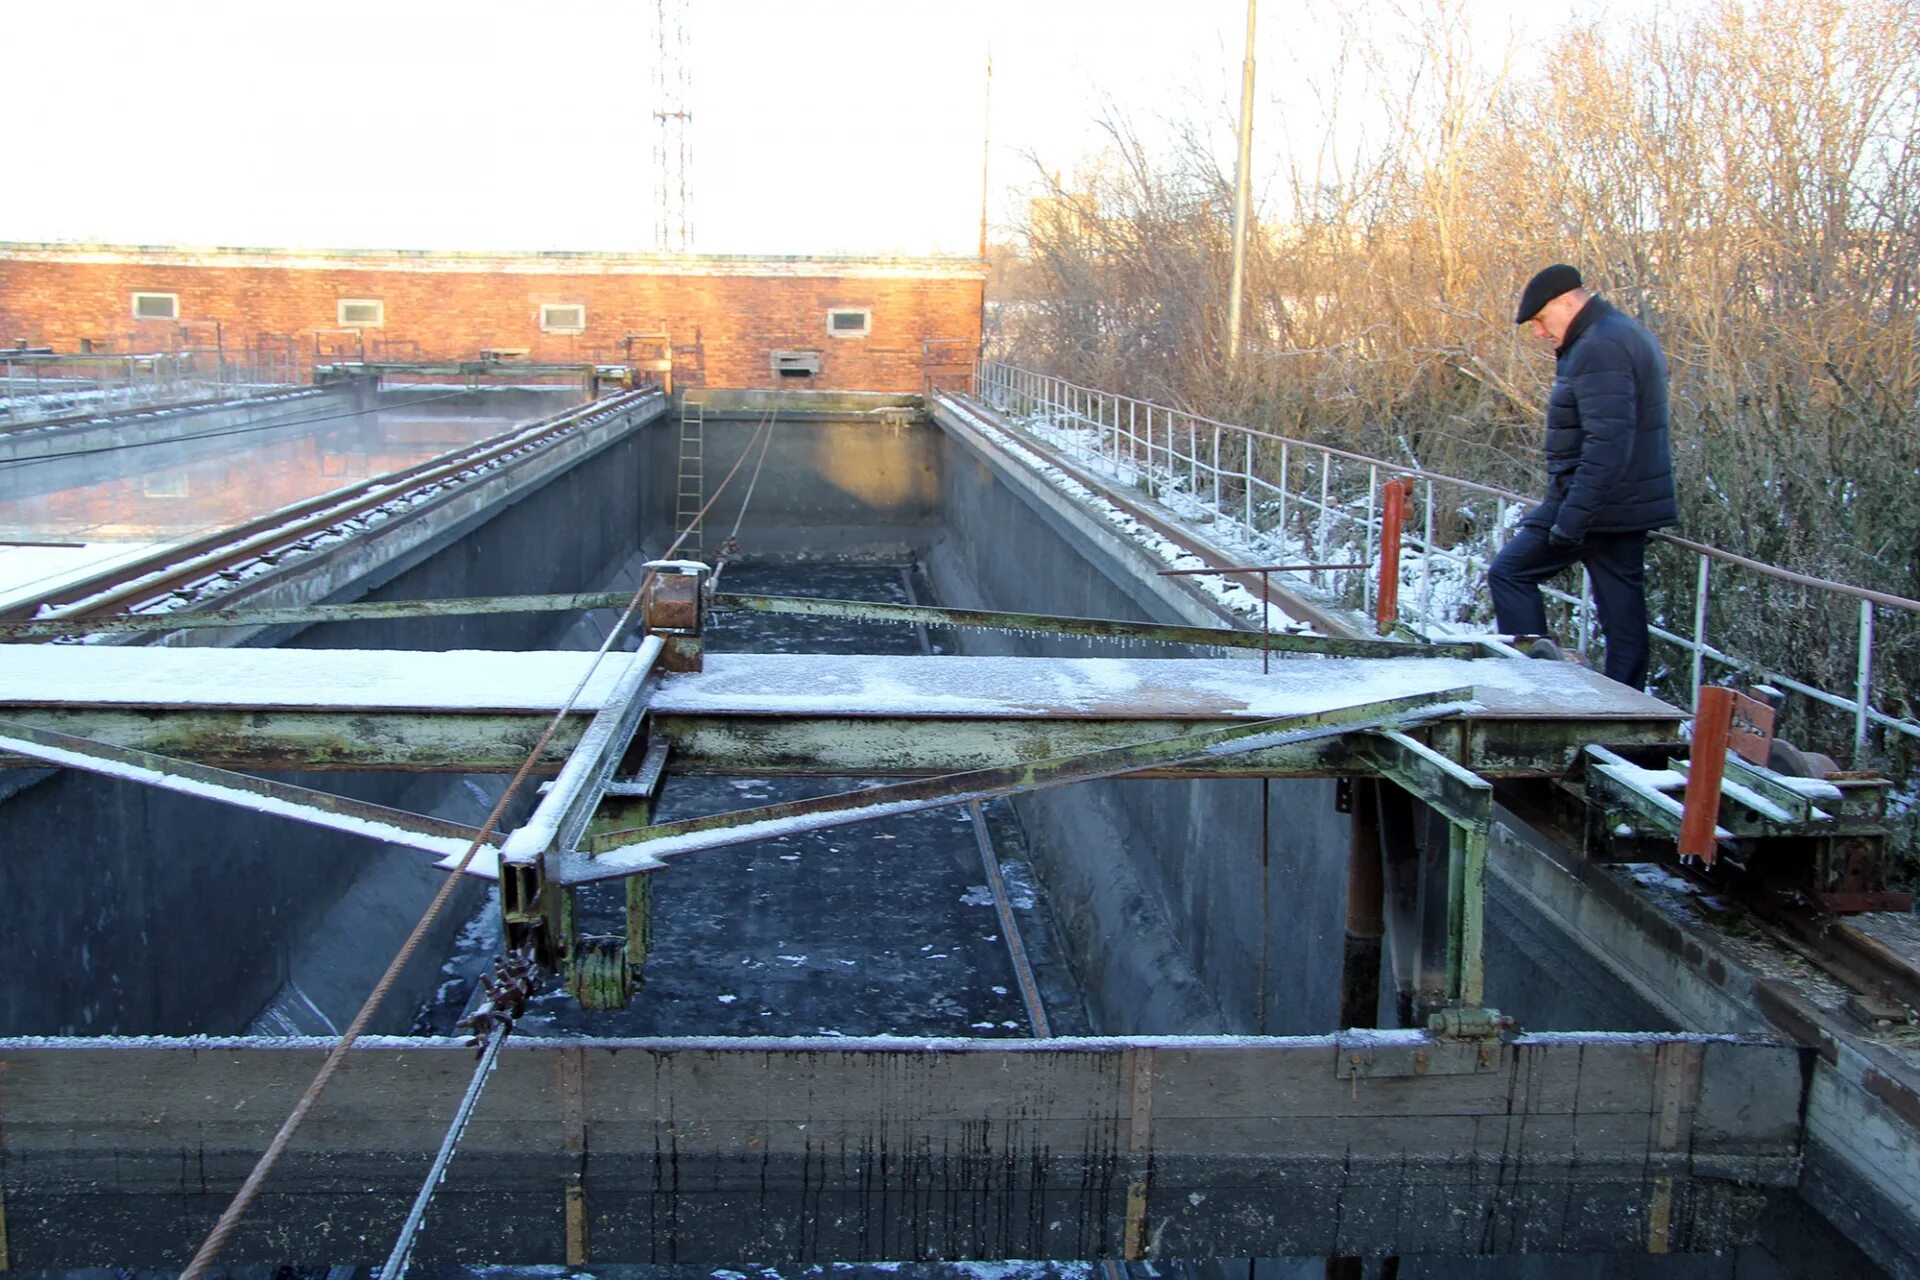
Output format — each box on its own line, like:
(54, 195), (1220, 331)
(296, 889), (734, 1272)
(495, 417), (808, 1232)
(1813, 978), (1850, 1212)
(1523, 297), (1678, 539)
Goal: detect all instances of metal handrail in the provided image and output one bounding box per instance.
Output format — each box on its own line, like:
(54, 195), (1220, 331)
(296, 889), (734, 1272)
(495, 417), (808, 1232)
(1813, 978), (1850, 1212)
(971, 360), (1918, 759)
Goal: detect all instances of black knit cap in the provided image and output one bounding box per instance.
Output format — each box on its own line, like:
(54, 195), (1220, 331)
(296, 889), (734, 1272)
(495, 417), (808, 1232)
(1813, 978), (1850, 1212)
(1514, 263), (1583, 324)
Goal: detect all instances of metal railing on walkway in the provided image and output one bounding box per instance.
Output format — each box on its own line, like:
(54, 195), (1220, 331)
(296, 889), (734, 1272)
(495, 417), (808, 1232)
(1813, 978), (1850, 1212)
(0, 350), (298, 426)
(974, 361), (1920, 763)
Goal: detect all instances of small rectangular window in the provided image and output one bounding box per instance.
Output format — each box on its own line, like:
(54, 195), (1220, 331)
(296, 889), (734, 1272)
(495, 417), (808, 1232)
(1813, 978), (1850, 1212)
(132, 292), (178, 320)
(541, 304), (586, 333)
(338, 299), (384, 327)
(827, 307), (871, 338)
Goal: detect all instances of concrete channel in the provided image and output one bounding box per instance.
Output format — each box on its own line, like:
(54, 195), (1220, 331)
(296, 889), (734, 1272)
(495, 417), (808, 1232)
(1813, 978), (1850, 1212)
(0, 390), (1899, 1276)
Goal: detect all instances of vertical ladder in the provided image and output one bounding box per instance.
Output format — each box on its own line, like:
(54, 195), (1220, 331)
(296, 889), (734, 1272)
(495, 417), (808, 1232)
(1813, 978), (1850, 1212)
(674, 397), (705, 554)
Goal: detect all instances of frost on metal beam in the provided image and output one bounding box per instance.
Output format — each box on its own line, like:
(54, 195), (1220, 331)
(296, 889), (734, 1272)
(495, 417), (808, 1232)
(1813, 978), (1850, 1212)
(563, 688), (1474, 883)
(0, 708), (585, 772)
(0, 718), (498, 871)
(708, 592), (1487, 659)
(1361, 729), (1493, 831)
(0, 591), (634, 641)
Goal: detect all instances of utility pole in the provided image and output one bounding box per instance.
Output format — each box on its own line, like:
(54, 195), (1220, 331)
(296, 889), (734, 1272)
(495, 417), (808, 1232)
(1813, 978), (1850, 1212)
(1226, 0), (1257, 362)
(979, 45), (993, 260)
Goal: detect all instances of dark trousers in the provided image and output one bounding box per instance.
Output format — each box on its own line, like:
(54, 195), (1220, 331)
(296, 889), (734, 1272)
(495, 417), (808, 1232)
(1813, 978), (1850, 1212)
(1488, 527), (1650, 689)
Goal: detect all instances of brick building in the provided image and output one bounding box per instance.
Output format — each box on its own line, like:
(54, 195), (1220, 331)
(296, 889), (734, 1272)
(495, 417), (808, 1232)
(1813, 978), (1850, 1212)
(0, 242), (986, 393)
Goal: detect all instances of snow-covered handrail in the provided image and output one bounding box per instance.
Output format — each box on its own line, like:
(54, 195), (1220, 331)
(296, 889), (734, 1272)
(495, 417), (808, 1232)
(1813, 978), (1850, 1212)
(971, 360), (1918, 761)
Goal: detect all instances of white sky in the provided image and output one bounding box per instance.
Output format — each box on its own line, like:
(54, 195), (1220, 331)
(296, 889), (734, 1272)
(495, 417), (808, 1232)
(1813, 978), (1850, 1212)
(0, 0), (1628, 258)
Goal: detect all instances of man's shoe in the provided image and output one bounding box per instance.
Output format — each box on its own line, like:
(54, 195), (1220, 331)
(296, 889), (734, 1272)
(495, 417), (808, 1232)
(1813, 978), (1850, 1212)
(1520, 636), (1594, 669)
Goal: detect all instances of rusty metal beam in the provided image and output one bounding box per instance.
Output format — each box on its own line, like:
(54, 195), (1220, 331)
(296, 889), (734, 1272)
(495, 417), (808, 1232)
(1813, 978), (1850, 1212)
(710, 592), (1483, 659)
(1361, 730), (1495, 1009)
(498, 637), (665, 955)
(649, 712), (1675, 780)
(564, 688), (1474, 883)
(0, 707), (585, 772)
(5, 591), (1480, 652)
(0, 718), (496, 867)
(0, 591), (634, 641)
(1361, 729), (1492, 832)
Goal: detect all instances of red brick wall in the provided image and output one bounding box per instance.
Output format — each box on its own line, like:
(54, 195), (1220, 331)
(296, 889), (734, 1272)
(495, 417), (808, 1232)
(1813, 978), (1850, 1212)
(0, 245), (985, 393)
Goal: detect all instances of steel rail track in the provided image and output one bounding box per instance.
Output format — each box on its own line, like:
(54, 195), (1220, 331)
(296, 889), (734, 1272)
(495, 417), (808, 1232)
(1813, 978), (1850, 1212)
(4, 388), (660, 623)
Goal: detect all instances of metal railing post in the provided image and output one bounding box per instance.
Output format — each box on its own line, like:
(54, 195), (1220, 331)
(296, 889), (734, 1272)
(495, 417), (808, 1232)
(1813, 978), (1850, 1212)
(1419, 479), (1436, 626)
(1212, 424), (1223, 512)
(1363, 463), (1379, 616)
(1243, 432), (1254, 532)
(1856, 598), (1875, 760)
(1277, 442), (1289, 552)
(1316, 458), (1332, 589)
(1691, 556), (1711, 710)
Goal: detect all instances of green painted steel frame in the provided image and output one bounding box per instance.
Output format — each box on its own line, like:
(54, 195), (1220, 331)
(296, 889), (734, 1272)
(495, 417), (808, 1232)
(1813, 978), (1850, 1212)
(563, 689), (1474, 883)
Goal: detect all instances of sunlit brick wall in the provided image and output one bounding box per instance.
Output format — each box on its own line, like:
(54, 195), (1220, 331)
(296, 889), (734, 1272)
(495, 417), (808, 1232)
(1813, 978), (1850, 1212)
(0, 245), (986, 393)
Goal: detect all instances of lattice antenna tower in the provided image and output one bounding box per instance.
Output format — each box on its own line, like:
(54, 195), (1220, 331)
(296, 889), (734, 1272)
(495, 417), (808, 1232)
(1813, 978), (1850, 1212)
(651, 0), (694, 253)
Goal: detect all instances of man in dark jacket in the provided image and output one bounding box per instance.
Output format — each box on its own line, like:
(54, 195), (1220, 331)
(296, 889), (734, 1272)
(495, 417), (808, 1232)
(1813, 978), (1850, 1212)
(1488, 264), (1677, 689)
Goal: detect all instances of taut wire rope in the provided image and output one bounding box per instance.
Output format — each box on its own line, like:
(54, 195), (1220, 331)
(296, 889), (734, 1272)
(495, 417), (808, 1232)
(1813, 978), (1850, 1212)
(178, 407), (779, 1280)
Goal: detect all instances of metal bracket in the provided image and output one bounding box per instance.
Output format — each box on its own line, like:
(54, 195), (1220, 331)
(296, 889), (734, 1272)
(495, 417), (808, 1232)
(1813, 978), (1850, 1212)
(642, 560), (708, 672)
(1427, 1004), (1512, 1041)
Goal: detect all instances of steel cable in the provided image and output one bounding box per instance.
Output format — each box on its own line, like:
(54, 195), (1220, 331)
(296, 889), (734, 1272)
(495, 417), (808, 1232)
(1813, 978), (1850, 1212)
(708, 402), (779, 593)
(177, 407), (777, 1280)
(379, 1022), (509, 1279)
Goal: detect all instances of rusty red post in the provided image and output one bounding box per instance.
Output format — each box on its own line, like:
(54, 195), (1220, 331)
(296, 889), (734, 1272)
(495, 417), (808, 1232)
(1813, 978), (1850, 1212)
(1679, 686), (1736, 864)
(1375, 475), (1415, 635)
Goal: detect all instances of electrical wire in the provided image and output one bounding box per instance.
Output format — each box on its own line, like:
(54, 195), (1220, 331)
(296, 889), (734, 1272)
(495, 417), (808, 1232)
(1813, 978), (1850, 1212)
(177, 407), (778, 1280)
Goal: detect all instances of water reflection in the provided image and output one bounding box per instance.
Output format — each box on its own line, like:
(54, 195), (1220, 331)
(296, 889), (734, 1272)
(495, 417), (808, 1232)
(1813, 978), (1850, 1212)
(0, 387), (579, 544)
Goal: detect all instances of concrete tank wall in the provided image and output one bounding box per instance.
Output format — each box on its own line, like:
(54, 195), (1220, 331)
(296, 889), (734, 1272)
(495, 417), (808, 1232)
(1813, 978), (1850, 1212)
(646, 408), (943, 564)
(0, 421), (654, 1036)
(926, 423), (1352, 1036)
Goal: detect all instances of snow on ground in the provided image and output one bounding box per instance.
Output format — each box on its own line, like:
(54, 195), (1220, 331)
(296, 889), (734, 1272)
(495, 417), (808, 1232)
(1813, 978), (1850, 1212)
(0, 542), (164, 612)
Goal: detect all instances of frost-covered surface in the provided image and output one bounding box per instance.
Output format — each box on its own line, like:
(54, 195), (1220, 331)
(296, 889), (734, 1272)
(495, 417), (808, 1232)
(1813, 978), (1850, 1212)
(0, 1028), (1740, 1052)
(0, 542), (162, 612)
(965, 394), (1502, 638)
(0, 727), (487, 862)
(2, 646), (1677, 721)
(654, 652), (1678, 721)
(941, 398), (1319, 634)
(0, 646), (642, 710)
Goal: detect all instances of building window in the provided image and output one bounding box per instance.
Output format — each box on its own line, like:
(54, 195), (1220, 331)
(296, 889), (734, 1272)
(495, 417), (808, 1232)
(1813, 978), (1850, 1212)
(337, 299), (384, 327)
(540, 304), (586, 333)
(131, 293), (178, 321)
(826, 307), (871, 338)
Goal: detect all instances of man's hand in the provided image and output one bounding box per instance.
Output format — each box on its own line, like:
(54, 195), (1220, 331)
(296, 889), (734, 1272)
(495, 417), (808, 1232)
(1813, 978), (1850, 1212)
(1548, 527), (1580, 549)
